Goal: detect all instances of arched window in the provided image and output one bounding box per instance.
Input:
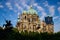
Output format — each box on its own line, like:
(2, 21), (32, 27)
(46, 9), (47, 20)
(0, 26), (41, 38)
(25, 16), (26, 19)
(38, 24), (40, 27)
(23, 24), (26, 29)
(43, 26), (46, 32)
(28, 18), (30, 22)
(32, 18), (36, 22)
(36, 24), (40, 30)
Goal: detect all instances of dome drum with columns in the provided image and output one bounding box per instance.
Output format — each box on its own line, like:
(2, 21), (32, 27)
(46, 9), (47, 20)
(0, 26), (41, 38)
(16, 6), (54, 33)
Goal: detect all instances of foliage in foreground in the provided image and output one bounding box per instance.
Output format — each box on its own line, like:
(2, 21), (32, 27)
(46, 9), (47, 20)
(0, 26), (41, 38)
(0, 27), (60, 40)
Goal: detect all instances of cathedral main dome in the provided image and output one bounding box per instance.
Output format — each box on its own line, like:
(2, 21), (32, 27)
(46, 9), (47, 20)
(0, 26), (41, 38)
(27, 6), (37, 14)
(23, 6), (37, 15)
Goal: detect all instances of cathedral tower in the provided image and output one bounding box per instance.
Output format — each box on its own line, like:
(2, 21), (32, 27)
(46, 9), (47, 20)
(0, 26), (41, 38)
(45, 16), (54, 33)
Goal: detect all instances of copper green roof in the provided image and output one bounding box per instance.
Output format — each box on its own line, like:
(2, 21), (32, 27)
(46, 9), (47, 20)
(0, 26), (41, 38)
(27, 6), (37, 14)
(23, 6), (37, 15)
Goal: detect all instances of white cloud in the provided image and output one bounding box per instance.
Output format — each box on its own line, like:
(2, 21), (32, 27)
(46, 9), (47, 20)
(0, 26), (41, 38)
(57, 2), (60, 5)
(0, 5), (4, 8)
(19, 0), (26, 3)
(19, 0), (35, 10)
(42, 12), (47, 16)
(40, 16), (44, 20)
(33, 3), (47, 20)
(7, 6), (13, 10)
(58, 7), (60, 13)
(36, 5), (47, 20)
(14, 10), (17, 13)
(43, 1), (49, 7)
(33, 3), (38, 6)
(33, 3), (44, 12)
(43, 1), (55, 16)
(53, 16), (59, 20)
(37, 6), (44, 12)
(9, 14), (13, 18)
(49, 6), (55, 16)
(6, 2), (11, 6)
(18, 12), (20, 15)
(15, 3), (22, 10)
(40, 12), (47, 20)
(6, 2), (13, 10)
(14, 3), (23, 12)
(14, 0), (34, 13)
(22, 3), (30, 10)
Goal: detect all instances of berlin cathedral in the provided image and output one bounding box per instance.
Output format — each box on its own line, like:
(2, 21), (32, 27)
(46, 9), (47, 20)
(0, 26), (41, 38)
(16, 6), (54, 33)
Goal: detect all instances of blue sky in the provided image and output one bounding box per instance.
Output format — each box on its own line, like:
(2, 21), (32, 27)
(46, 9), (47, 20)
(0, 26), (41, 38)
(0, 0), (60, 32)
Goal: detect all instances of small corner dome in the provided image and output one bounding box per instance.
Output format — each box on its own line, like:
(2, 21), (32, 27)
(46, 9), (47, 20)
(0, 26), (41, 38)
(23, 11), (27, 14)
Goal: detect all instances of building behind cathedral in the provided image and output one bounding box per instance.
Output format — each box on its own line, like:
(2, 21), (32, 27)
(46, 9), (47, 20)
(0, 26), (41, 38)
(16, 6), (54, 33)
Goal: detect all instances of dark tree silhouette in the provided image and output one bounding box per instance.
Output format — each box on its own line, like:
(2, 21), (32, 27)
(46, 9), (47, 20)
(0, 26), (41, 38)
(3, 20), (13, 30)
